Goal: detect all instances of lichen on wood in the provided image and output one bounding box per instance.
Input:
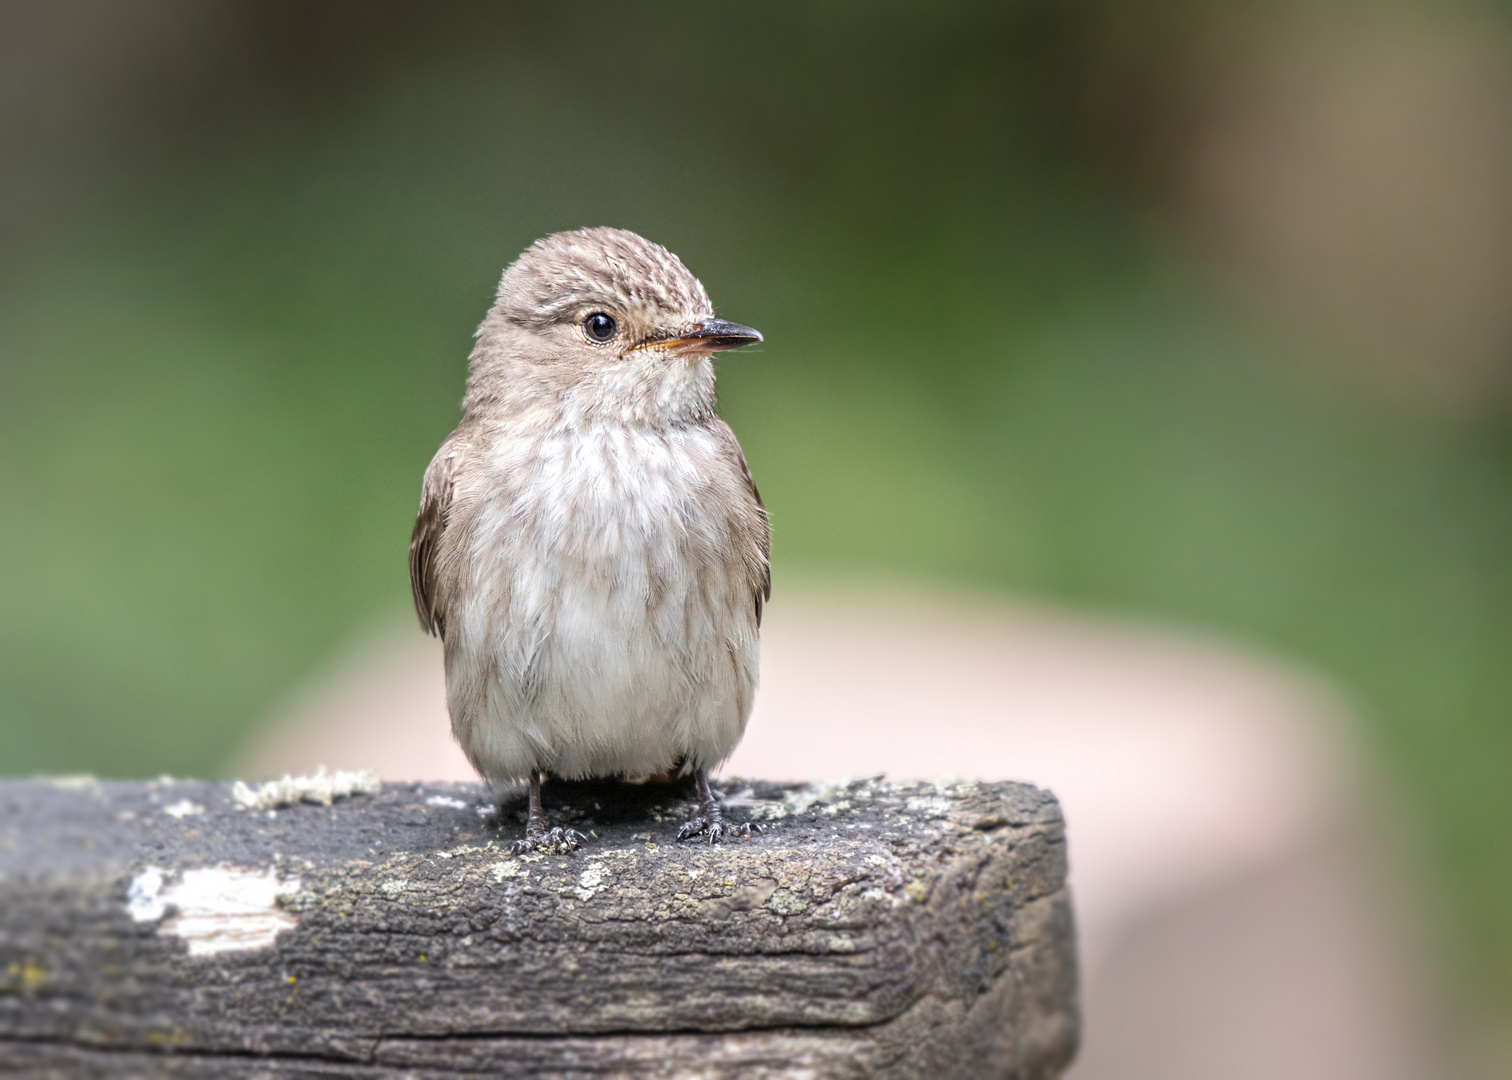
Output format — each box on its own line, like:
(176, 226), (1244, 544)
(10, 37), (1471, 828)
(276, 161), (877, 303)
(0, 774), (1078, 1078)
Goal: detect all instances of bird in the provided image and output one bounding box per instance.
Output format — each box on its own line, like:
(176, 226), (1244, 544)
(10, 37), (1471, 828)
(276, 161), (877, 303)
(408, 227), (770, 853)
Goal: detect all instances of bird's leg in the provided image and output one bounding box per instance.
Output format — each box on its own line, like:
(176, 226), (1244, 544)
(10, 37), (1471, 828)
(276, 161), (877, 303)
(510, 771), (585, 855)
(676, 769), (762, 843)
(523, 770), (545, 841)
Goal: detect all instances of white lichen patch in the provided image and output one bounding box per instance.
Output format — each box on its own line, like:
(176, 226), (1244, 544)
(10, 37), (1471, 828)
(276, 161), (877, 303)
(162, 800), (203, 819)
(424, 795), (468, 810)
(771, 779), (854, 818)
(380, 879), (408, 896)
(126, 867), (168, 922)
(766, 888), (809, 916)
(905, 796), (952, 815)
(231, 767), (379, 810)
(435, 844), (484, 860)
(126, 865), (300, 956)
(490, 860), (527, 882)
(574, 863), (607, 901)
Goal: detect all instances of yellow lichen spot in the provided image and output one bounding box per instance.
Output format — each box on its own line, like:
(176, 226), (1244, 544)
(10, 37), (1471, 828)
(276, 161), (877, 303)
(9, 957), (46, 991)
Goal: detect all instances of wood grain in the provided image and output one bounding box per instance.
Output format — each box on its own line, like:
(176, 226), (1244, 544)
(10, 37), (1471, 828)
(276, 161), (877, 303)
(0, 776), (1078, 1078)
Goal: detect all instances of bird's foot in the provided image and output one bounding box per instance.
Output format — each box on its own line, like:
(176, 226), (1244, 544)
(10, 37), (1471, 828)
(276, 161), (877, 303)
(510, 826), (586, 855)
(676, 812), (764, 844)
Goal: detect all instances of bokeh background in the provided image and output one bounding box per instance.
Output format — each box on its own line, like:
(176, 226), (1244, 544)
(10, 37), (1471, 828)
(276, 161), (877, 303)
(3, 0), (1511, 1074)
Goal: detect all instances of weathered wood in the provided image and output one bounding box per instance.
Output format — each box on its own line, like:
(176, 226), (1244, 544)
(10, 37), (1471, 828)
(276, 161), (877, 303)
(0, 775), (1078, 1078)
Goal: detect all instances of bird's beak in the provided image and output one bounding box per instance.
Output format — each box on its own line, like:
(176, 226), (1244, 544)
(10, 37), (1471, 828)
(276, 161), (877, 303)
(643, 318), (763, 354)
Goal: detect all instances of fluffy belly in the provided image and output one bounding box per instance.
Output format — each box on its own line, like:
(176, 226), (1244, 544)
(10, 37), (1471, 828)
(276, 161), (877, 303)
(443, 429), (759, 781)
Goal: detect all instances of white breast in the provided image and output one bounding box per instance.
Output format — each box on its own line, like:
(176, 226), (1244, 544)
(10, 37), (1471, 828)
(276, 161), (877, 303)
(443, 421), (759, 781)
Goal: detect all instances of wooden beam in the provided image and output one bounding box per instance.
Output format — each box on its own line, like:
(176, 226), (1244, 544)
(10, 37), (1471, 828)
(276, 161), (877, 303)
(0, 775), (1078, 1078)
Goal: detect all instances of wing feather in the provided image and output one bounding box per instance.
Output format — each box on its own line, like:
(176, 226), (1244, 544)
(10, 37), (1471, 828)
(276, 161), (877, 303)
(710, 419), (771, 627)
(409, 436), (465, 637)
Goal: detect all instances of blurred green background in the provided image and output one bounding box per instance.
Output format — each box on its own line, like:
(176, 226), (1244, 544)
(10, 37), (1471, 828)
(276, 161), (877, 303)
(3, 0), (1511, 1057)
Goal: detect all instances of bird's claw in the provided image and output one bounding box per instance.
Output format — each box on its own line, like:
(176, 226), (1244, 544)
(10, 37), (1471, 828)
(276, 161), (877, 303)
(511, 826), (587, 855)
(676, 815), (764, 844)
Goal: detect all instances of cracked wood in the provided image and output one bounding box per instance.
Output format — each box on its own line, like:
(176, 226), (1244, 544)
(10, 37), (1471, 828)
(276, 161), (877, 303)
(0, 776), (1079, 1078)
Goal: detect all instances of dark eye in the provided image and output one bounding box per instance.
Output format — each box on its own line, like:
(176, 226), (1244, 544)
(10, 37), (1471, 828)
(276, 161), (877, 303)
(583, 312), (618, 343)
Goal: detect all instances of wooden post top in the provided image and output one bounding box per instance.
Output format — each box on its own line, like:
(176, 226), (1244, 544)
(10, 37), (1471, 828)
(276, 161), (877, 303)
(0, 775), (1078, 1078)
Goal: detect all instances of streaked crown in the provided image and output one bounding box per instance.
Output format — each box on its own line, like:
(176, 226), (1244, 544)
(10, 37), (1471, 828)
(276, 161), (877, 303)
(495, 227), (713, 331)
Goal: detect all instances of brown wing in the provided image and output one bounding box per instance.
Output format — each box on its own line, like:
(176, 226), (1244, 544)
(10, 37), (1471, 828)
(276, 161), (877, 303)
(409, 435), (465, 638)
(711, 419), (771, 627)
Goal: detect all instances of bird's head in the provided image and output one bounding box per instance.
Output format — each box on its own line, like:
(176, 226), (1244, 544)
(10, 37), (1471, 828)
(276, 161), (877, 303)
(466, 227), (761, 427)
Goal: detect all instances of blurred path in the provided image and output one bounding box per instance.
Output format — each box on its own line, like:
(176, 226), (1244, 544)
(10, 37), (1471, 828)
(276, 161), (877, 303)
(231, 576), (1436, 1076)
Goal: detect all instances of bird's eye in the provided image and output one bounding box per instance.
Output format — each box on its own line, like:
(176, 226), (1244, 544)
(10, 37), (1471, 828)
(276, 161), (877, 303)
(582, 312), (618, 343)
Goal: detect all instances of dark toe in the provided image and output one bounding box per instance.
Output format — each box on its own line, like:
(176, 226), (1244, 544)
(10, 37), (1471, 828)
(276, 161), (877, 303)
(512, 827), (587, 855)
(678, 815), (762, 843)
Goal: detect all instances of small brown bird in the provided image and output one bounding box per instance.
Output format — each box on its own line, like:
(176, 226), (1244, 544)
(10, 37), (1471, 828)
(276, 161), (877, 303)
(409, 228), (770, 852)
